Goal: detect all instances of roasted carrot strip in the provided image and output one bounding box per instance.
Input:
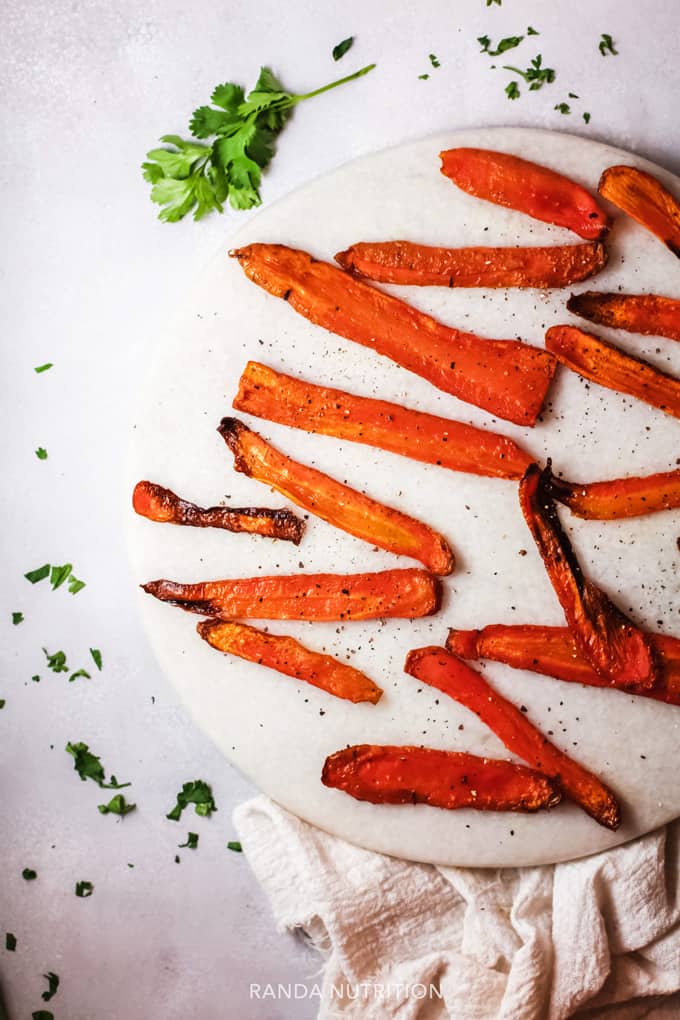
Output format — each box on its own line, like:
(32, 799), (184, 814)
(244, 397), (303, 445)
(599, 165), (680, 258)
(567, 292), (680, 343)
(404, 646), (621, 830)
(546, 324), (680, 420)
(446, 624), (680, 706)
(142, 568), (439, 621)
(335, 240), (608, 289)
(218, 418), (454, 575)
(197, 619), (382, 704)
(233, 361), (533, 481)
(440, 148), (609, 240)
(132, 480), (305, 544)
(322, 744), (561, 813)
(552, 468), (680, 520)
(230, 244), (556, 427)
(519, 463), (658, 690)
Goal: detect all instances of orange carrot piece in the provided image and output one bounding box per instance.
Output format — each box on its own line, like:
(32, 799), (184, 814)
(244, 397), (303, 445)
(599, 165), (680, 258)
(132, 480), (304, 544)
(218, 418), (454, 575)
(552, 468), (680, 520)
(197, 619), (382, 704)
(230, 244), (556, 427)
(546, 324), (680, 420)
(446, 624), (680, 706)
(322, 744), (561, 812)
(567, 292), (680, 343)
(519, 463), (658, 690)
(335, 240), (608, 288)
(233, 361), (533, 481)
(440, 148), (609, 240)
(404, 646), (621, 829)
(141, 568), (440, 621)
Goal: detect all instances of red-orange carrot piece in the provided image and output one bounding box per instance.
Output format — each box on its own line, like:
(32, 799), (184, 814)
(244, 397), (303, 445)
(567, 292), (680, 343)
(552, 468), (680, 520)
(132, 480), (305, 544)
(322, 744), (561, 813)
(519, 463), (658, 690)
(218, 418), (454, 575)
(141, 568), (440, 621)
(546, 324), (680, 420)
(233, 361), (533, 481)
(197, 619), (383, 704)
(230, 244), (556, 427)
(446, 624), (680, 706)
(599, 165), (680, 258)
(404, 646), (621, 829)
(440, 148), (609, 240)
(335, 240), (608, 289)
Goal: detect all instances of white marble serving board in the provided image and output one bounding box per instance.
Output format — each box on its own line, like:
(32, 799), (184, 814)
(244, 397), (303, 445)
(128, 127), (680, 867)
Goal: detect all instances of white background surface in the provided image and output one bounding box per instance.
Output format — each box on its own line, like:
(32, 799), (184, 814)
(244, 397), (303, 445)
(2, 1), (679, 1017)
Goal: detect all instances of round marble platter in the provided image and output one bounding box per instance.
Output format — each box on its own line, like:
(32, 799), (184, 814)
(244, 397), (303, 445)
(128, 127), (680, 867)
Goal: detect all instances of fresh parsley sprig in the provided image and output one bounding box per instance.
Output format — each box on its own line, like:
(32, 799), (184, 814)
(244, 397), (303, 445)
(143, 63), (376, 222)
(503, 54), (555, 93)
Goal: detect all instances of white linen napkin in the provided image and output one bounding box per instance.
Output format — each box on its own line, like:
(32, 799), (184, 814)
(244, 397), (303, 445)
(234, 797), (680, 1019)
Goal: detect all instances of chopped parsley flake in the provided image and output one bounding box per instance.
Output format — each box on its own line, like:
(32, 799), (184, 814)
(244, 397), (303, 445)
(75, 880), (94, 897)
(12, 612), (24, 625)
(599, 33), (618, 56)
(44, 649), (68, 674)
(66, 741), (131, 789)
(50, 563), (72, 590)
(5, 933), (16, 951)
(69, 667), (91, 682)
(25, 564), (50, 584)
(166, 780), (217, 821)
(527, 26), (539, 36)
(486, 0), (501, 6)
(179, 832), (199, 849)
(583, 112), (592, 124)
(0, 699), (5, 709)
(429, 53), (440, 67)
(505, 81), (521, 100)
(480, 34), (524, 57)
(34, 363), (53, 374)
(41, 972), (59, 1002)
(35, 447), (48, 460)
(555, 102), (571, 114)
(332, 37), (354, 61)
(32, 1013), (54, 1020)
(22, 867), (37, 880)
(98, 793), (136, 816)
(68, 574), (86, 594)
(418, 73), (429, 80)
(568, 91), (579, 98)
(503, 54), (555, 91)
(227, 841), (243, 853)
(90, 648), (103, 670)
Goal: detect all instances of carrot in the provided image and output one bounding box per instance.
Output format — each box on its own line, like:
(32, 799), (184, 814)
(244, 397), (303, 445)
(218, 418), (454, 575)
(322, 744), (561, 813)
(440, 148), (609, 240)
(132, 480), (304, 544)
(233, 361), (533, 481)
(197, 619), (382, 704)
(335, 240), (608, 288)
(567, 292), (680, 343)
(446, 624), (680, 706)
(404, 646), (621, 830)
(552, 468), (680, 520)
(599, 165), (680, 258)
(545, 324), (680, 420)
(141, 568), (440, 621)
(519, 463), (658, 690)
(230, 244), (556, 427)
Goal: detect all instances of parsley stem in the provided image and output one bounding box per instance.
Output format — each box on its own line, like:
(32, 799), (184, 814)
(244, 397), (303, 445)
(293, 63), (376, 103)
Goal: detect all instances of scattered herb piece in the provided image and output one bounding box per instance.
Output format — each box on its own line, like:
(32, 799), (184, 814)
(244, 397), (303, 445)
(98, 793), (136, 816)
(22, 868), (37, 880)
(486, 0), (501, 6)
(418, 73), (430, 80)
(41, 972), (59, 1002)
(69, 668), (91, 683)
(477, 35), (491, 52)
(178, 832), (199, 849)
(143, 62), (376, 221)
(332, 37), (354, 61)
(50, 563), (72, 591)
(503, 54), (555, 90)
(599, 33), (618, 56)
(527, 26), (539, 36)
(5, 933), (16, 951)
(25, 564), (50, 584)
(568, 91), (579, 98)
(555, 103), (571, 114)
(75, 880), (94, 897)
(487, 35), (524, 57)
(505, 81), (521, 100)
(0, 699), (5, 709)
(429, 53), (440, 68)
(67, 575), (86, 595)
(583, 112), (591, 124)
(32, 675), (40, 683)
(127, 863), (134, 868)
(174, 854), (180, 863)
(32, 1013), (54, 1020)
(166, 780), (217, 821)
(34, 363), (53, 374)
(227, 841), (243, 852)
(65, 741), (131, 789)
(35, 447), (48, 460)
(44, 649), (68, 674)
(90, 648), (103, 671)
(12, 612), (24, 625)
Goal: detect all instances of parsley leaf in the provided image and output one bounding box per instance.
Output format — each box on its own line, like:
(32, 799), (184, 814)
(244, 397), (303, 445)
(12, 612), (24, 625)
(5, 933), (16, 951)
(0, 699), (5, 709)
(90, 648), (103, 670)
(75, 880), (94, 897)
(503, 54), (555, 90)
(486, 35), (524, 57)
(35, 447), (48, 460)
(555, 102), (571, 114)
(32, 675), (40, 683)
(67, 574), (86, 594)
(41, 972), (59, 1002)
(178, 832), (199, 849)
(599, 33), (618, 56)
(486, 0), (501, 5)
(568, 91), (579, 98)
(25, 564), (50, 584)
(418, 73), (430, 80)
(478, 35), (491, 53)
(50, 563), (72, 590)
(22, 867), (37, 880)
(429, 53), (440, 68)
(505, 81), (521, 100)
(527, 26), (539, 35)
(166, 780), (217, 821)
(34, 363), (53, 374)
(227, 840), (243, 852)
(144, 62), (375, 221)
(98, 793), (136, 816)
(69, 668), (91, 682)
(583, 111), (592, 124)
(44, 648), (68, 674)
(332, 37), (354, 62)
(66, 741), (131, 789)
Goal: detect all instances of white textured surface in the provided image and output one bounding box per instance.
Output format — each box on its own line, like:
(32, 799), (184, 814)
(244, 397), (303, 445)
(2, 1), (680, 1017)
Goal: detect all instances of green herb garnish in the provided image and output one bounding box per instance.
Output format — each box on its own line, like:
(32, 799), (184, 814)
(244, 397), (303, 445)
(555, 103), (571, 114)
(67, 574), (86, 594)
(599, 33), (618, 56)
(41, 972), (59, 1002)
(32, 675), (40, 683)
(583, 112), (591, 124)
(5, 933), (16, 951)
(66, 741), (131, 789)
(503, 54), (555, 91)
(179, 832), (199, 849)
(481, 35), (524, 57)
(12, 612), (24, 625)
(527, 26), (539, 36)
(505, 81), (521, 100)
(332, 37), (354, 61)
(98, 793), (136, 816)
(418, 73), (430, 80)
(486, 0), (501, 6)
(44, 649), (68, 674)
(69, 668), (91, 682)
(32, 1013), (54, 1020)
(22, 867), (37, 880)
(227, 841), (243, 852)
(0, 699), (5, 709)
(568, 91), (579, 98)
(75, 880), (94, 897)
(50, 563), (72, 590)
(429, 53), (440, 68)
(34, 363), (53, 374)
(90, 648), (103, 670)
(25, 564), (50, 584)
(166, 780), (217, 821)
(35, 447), (48, 460)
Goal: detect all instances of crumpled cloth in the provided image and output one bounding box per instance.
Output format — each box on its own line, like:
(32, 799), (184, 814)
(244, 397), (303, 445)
(234, 797), (680, 1020)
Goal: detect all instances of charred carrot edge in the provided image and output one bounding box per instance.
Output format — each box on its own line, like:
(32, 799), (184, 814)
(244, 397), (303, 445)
(567, 292), (680, 343)
(404, 646), (621, 830)
(440, 148), (610, 240)
(552, 468), (680, 520)
(599, 165), (680, 258)
(335, 240), (608, 289)
(230, 244), (556, 427)
(322, 744), (561, 813)
(218, 418), (455, 575)
(519, 463), (658, 690)
(132, 480), (305, 544)
(233, 361), (533, 481)
(141, 568), (440, 621)
(545, 324), (680, 420)
(197, 619), (382, 704)
(446, 624), (680, 706)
